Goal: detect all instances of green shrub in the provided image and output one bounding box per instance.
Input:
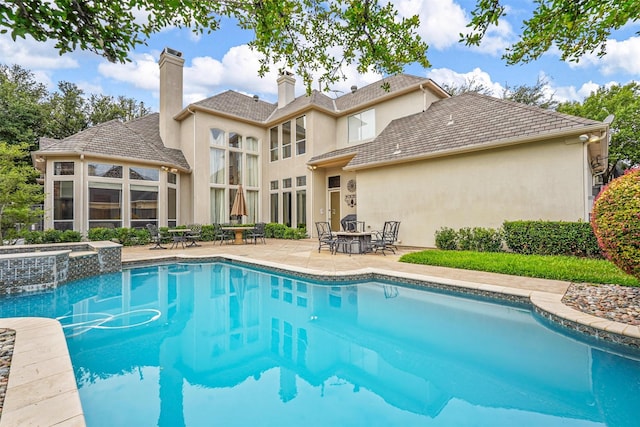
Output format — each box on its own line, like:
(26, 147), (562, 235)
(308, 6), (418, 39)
(265, 223), (307, 239)
(61, 230), (82, 242)
(503, 220), (600, 257)
(42, 229), (63, 243)
(88, 227), (117, 241)
(591, 168), (640, 278)
(22, 230), (43, 244)
(435, 227), (458, 250)
(435, 227), (503, 252)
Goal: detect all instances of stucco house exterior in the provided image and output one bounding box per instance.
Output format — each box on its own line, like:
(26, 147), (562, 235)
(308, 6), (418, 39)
(32, 48), (608, 247)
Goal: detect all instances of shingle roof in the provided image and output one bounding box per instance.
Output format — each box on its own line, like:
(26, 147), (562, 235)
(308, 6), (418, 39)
(335, 75), (434, 111)
(35, 113), (191, 170)
(194, 90), (276, 122)
(311, 92), (604, 168)
(189, 74), (438, 124)
(267, 90), (335, 122)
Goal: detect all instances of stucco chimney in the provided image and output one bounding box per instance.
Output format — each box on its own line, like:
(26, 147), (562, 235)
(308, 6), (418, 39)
(159, 47), (184, 149)
(277, 71), (295, 108)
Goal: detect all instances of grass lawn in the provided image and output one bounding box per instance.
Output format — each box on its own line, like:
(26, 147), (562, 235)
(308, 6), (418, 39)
(400, 250), (640, 287)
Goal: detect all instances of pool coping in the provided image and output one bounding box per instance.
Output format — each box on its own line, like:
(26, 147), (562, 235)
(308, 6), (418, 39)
(1, 253), (639, 427)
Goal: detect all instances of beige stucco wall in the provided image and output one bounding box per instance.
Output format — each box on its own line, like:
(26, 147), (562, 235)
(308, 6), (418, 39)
(334, 89), (439, 150)
(356, 138), (589, 248)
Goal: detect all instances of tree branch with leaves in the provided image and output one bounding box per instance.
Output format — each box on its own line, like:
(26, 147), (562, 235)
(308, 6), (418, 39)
(1, 0), (429, 92)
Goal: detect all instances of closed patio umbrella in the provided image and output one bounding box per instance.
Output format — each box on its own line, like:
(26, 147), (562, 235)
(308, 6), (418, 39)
(230, 184), (247, 223)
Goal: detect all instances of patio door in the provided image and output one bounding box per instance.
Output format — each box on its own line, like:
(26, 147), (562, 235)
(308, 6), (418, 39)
(330, 191), (341, 231)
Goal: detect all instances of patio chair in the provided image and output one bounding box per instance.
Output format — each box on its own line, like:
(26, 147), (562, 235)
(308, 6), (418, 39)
(245, 222), (266, 244)
(146, 223), (167, 249)
(369, 221), (400, 255)
(315, 221), (338, 253)
(185, 224), (202, 247)
(213, 223), (234, 245)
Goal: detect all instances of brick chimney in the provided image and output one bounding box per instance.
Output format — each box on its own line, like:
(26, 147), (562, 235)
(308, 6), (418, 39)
(159, 47), (184, 149)
(277, 71), (295, 109)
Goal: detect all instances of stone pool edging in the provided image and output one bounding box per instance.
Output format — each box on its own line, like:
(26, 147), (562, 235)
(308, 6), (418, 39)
(0, 318), (85, 427)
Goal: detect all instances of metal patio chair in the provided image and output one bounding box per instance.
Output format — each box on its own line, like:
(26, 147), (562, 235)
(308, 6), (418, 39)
(147, 223), (167, 249)
(369, 221), (400, 255)
(315, 221), (338, 253)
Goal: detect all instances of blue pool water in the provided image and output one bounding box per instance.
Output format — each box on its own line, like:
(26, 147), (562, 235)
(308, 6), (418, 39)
(1, 262), (640, 427)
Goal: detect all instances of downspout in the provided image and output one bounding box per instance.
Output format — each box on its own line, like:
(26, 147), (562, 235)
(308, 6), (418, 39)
(188, 107), (196, 224)
(79, 154), (84, 234)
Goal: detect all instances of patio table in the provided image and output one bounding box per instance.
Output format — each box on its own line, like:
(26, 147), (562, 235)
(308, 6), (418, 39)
(334, 231), (373, 254)
(221, 226), (253, 245)
(168, 228), (191, 249)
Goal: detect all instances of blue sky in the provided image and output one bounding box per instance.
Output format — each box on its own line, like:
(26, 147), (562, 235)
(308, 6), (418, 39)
(1, 0), (639, 111)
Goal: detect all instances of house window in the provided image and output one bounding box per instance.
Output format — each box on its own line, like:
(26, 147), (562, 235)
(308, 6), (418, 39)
(229, 151), (242, 185)
(247, 154), (259, 187)
(246, 136), (259, 152)
(282, 121), (292, 159)
(211, 128), (225, 146)
(348, 108), (375, 142)
(210, 188), (225, 224)
(296, 190), (306, 229)
(53, 181), (73, 230)
(246, 190), (258, 223)
(88, 163), (122, 178)
(270, 180), (278, 190)
(283, 191), (292, 227)
(130, 166), (159, 181)
(167, 172), (177, 185)
(130, 185), (158, 228)
(283, 178), (292, 188)
(88, 182), (122, 229)
(229, 132), (242, 149)
(328, 175), (340, 188)
(54, 162), (74, 176)
(210, 148), (225, 184)
(270, 193), (279, 223)
(270, 126), (279, 161)
(168, 187), (177, 228)
(296, 176), (306, 187)
(296, 116), (306, 155)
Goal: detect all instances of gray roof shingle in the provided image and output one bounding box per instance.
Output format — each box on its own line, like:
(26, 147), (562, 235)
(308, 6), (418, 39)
(194, 90), (276, 122)
(311, 92), (604, 168)
(335, 75), (434, 111)
(35, 113), (191, 170)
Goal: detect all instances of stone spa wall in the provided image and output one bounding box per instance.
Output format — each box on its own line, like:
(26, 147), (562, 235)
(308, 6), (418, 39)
(0, 241), (122, 294)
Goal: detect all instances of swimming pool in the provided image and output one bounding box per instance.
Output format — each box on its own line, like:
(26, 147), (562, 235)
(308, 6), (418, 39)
(1, 261), (639, 426)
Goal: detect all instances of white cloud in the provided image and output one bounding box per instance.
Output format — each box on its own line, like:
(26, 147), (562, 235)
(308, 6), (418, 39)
(395, 0), (467, 50)
(553, 80), (622, 103)
(97, 52), (160, 91)
(426, 67), (505, 96)
(0, 33), (79, 70)
(570, 36), (640, 76)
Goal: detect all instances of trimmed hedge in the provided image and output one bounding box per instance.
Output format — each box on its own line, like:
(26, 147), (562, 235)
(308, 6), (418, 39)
(435, 220), (601, 258)
(434, 227), (503, 252)
(503, 220), (601, 258)
(591, 168), (640, 278)
(23, 229), (82, 244)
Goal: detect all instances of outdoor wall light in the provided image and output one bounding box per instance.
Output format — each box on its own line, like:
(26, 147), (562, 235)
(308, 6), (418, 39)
(307, 165), (317, 171)
(160, 166), (169, 171)
(35, 157), (45, 163)
(170, 168), (178, 173)
(579, 133), (604, 144)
